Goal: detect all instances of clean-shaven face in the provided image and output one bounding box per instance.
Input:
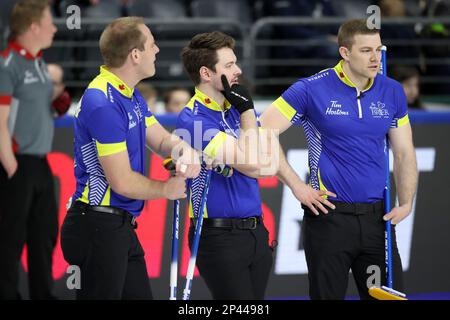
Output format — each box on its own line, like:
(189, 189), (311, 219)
(346, 33), (382, 79)
(36, 7), (57, 50)
(402, 76), (419, 104)
(138, 24), (160, 78)
(210, 47), (242, 91)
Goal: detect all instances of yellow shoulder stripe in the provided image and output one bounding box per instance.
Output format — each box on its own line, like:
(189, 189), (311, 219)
(398, 114), (409, 127)
(204, 131), (228, 158)
(274, 96), (297, 121)
(96, 141), (127, 157)
(185, 96), (195, 111)
(87, 76), (107, 96)
(146, 115), (158, 127)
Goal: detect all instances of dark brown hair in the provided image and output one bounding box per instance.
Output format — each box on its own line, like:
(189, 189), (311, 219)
(390, 66), (420, 83)
(338, 19), (380, 49)
(181, 31), (235, 85)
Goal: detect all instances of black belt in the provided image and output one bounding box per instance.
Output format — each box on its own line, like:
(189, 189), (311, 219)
(302, 200), (384, 216)
(69, 201), (137, 228)
(16, 154), (47, 160)
(191, 216), (261, 230)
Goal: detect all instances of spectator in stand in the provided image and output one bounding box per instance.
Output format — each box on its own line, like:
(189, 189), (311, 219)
(391, 66), (423, 109)
(163, 87), (191, 114)
(420, 0), (450, 95)
(136, 82), (158, 114)
(378, 0), (420, 61)
(47, 63), (72, 116)
(260, 0), (340, 78)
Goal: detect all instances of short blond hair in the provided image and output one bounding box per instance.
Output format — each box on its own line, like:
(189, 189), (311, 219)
(99, 17), (147, 68)
(338, 19), (380, 50)
(9, 0), (50, 40)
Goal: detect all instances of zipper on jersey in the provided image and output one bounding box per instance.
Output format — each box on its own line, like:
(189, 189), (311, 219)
(356, 88), (363, 119)
(221, 110), (238, 138)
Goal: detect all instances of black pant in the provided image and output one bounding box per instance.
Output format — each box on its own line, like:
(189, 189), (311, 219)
(189, 218), (273, 300)
(0, 155), (58, 300)
(60, 206), (152, 300)
(302, 204), (404, 300)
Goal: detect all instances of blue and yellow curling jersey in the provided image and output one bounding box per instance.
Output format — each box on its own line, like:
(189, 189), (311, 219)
(72, 66), (157, 216)
(176, 88), (262, 219)
(274, 60), (409, 203)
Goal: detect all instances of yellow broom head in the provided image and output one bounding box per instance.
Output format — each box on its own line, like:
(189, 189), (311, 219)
(369, 286), (407, 300)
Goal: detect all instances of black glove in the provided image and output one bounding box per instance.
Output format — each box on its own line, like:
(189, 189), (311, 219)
(221, 75), (254, 114)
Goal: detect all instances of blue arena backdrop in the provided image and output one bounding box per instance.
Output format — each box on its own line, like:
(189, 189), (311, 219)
(15, 111), (450, 300)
